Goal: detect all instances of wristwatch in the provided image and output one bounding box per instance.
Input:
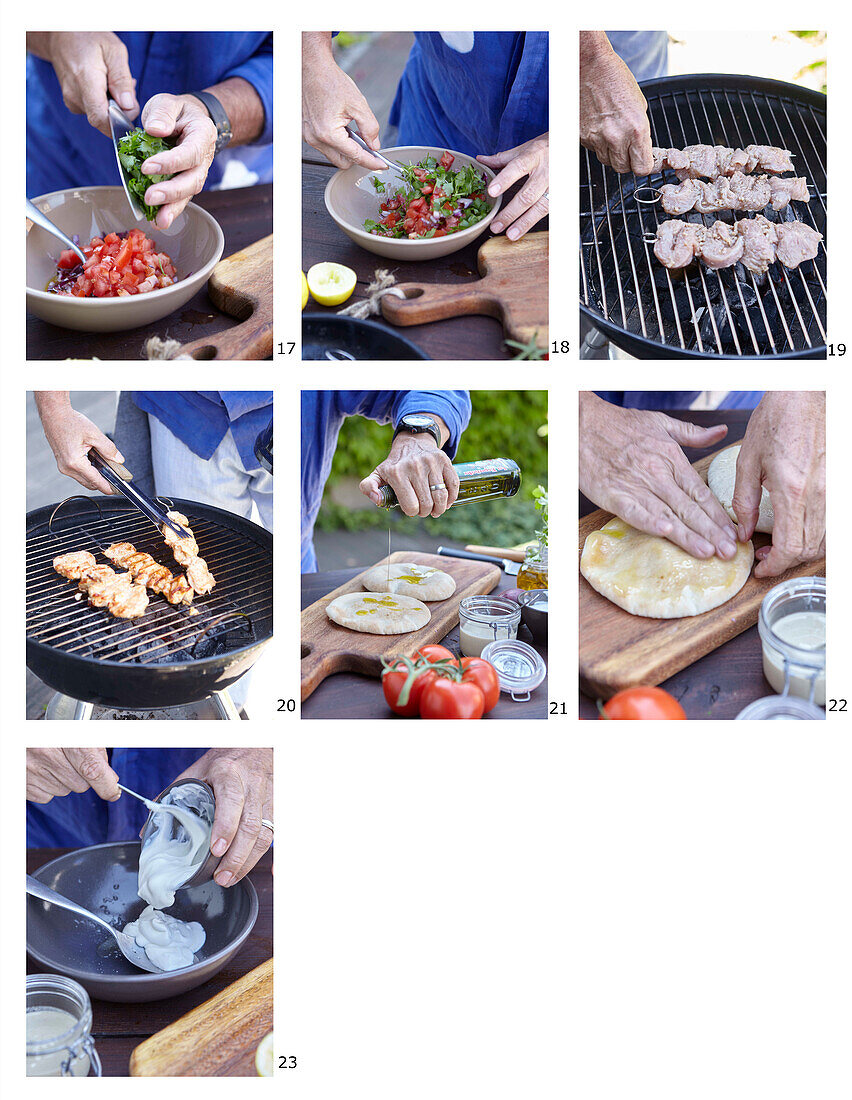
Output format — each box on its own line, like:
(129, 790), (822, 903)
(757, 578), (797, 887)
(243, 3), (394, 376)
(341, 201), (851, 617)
(393, 414), (441, 448)
(188, 90), (232, 154)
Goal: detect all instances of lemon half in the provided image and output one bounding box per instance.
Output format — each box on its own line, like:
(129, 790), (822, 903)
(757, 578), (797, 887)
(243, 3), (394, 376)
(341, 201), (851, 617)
(307, 262), (356, 306)
(301, 271), (309, 309)
(255, 1031), (274, 1076)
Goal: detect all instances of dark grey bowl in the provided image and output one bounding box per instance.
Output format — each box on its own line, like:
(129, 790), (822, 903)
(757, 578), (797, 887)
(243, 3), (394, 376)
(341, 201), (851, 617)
(27, 841), (258, 1003)
(519, 589), (548, 645)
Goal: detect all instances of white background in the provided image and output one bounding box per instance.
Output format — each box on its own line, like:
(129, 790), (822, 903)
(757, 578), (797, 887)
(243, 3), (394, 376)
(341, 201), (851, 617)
(3, 4), (851, 1098)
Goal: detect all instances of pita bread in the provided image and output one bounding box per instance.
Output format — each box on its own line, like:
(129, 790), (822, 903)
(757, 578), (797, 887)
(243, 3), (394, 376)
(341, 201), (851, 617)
(580, 518), (754, 618)
(326, 591), (430, 634)
(707, 444), (774, 533)
(360, 562), (456, 601)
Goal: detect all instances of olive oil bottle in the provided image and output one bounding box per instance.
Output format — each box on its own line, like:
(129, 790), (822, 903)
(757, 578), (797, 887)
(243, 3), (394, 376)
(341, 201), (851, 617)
(376, 458), (521, 509)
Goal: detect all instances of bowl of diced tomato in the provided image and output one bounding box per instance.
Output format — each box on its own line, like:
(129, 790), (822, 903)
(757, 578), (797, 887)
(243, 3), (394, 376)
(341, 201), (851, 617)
(26, 186), (225, 332)
(324, 146), (502, 261)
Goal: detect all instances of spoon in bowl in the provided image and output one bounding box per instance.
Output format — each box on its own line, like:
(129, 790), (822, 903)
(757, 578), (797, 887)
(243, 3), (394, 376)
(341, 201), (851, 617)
(345, 126), (408, 196)
(26, 199), (86, 265)
(26, 875), (164, 974)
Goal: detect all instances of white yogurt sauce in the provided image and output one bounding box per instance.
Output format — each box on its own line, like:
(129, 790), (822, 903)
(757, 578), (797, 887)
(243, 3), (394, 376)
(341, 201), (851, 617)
(460, 619), (518, 658)
(762, 610), (826, 705)
(26, 1007), (90, 1076)
(122, 789), (211, 971)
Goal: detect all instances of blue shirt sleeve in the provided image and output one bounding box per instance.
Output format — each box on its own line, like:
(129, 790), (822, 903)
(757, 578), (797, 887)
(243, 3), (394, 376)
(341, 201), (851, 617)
(333, 391), (471, 457)
(221, 33), (273, 145)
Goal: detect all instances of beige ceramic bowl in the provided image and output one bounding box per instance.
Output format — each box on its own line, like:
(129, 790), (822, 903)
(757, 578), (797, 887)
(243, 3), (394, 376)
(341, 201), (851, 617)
(26, 186), (225, 332)
(324, 146), (502, 261)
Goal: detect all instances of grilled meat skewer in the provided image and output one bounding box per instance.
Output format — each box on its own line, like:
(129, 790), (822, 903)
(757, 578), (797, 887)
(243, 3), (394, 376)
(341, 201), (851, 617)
(659, 173), (810, 216)
(653, 216), (822, 273)
(104, 542), (194, 605)
(161, 510), (216, 596)
(76, 564), (149, 619)
(650, 144), (795, 181)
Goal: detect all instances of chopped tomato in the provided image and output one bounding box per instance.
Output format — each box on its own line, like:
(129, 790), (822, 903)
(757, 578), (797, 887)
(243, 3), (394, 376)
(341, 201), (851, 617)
(439, 151), (455, 169)
(47, 228), (177, 298)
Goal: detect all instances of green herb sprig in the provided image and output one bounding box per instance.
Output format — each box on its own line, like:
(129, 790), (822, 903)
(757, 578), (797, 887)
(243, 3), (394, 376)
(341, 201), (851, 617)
(117, 129), (175, 221)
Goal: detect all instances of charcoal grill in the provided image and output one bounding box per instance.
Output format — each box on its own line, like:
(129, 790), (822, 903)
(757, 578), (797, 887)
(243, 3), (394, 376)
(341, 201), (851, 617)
(580, 74), (826, 359)
(26, 496), (273, 712)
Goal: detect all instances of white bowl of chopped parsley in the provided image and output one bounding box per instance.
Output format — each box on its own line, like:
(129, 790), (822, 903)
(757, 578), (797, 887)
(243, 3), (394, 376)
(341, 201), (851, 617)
(324, 146), (502, 261)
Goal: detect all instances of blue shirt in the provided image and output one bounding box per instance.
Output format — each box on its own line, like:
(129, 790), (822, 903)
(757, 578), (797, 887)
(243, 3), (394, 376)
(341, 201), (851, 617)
(27, 749), (205, 847)
(301, 391), (471, 572)
(606, 31), (669, 82)
(133, 391), (272, 471)
(388, 32), (549, 154)
(596, 392), (764, 410)
(27, 32), (273, 198)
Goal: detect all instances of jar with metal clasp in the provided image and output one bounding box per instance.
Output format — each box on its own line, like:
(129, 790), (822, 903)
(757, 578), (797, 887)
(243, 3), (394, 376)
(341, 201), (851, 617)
(517, 544), (548, 590)
(26, 974), (101, 1076)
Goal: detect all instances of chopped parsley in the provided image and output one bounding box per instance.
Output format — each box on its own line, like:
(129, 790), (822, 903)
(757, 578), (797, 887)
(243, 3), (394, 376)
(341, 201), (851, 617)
(117, 129), (175, 221)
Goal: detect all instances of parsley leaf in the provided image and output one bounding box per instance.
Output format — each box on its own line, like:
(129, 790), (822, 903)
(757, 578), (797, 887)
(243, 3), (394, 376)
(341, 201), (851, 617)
(116, 128), (175, 221)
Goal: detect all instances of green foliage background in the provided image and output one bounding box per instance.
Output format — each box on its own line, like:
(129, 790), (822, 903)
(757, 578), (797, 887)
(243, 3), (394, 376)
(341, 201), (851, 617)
(315, 391), (548, 546)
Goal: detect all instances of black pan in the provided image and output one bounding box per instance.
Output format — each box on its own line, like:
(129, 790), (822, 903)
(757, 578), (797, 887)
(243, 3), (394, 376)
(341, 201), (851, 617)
(302, 313), (430, 359)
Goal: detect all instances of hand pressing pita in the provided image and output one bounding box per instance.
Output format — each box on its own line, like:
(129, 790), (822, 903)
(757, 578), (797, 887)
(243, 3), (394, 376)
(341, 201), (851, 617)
(580, 393), (740, 560)
(733, 391), (825, 578)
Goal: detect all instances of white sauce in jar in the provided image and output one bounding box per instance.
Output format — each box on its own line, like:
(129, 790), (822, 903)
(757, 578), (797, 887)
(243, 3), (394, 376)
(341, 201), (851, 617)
(26, 1008), (91, 1077)
(460, 619), (518, 658)
(762, 610), (826, 705)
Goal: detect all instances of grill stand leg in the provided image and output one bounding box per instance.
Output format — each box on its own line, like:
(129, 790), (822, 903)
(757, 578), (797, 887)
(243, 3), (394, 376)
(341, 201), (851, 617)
(211, 689), (241, 720)
(580, 327), (609, 359)
(73, 700), (94, 720)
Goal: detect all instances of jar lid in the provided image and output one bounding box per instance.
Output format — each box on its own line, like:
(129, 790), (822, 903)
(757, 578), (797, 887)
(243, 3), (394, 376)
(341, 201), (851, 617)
(480, 639), (546, 701)
(459, 594), (521, 626)
(735, 696), (825, 720)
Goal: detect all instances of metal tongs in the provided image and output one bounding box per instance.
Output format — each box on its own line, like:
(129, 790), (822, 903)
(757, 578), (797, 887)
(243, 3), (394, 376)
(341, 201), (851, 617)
(88, 446), (192, 539)
(108, 97), (146, 222)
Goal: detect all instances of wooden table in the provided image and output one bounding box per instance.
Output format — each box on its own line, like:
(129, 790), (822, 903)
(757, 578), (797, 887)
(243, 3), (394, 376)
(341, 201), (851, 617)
(27, 184), (273, 360)
(302, 155), (547, 360)
(301, 566), (548, 719)
(27, 848), (272, 1077)
(578, 409), (820, 720)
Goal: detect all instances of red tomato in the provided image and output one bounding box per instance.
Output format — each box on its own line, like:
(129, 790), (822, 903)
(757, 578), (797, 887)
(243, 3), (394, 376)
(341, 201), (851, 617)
(600, 687), (686, 720)
(51, 228), (176, 298)
(382, 663), (438, 717)
(419, 677), (484, 720)
(459, 658), (500, 714)
(439, 151), (455, 169)
(415, 645), (456, 664)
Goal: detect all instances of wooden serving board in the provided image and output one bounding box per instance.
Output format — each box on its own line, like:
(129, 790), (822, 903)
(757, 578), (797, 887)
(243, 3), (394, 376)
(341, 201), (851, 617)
(129, 958), (273, 1076)
(301, 551), (501, 701)
(177, 234), (272, 360)
(579, 446), (826, 700)
(380, 232), (548, 348)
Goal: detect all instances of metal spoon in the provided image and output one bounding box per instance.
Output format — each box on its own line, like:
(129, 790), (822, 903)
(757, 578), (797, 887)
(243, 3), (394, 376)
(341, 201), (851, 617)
(26, 875), (164, 974)
(26, 199), (86, 265)
(345, 125), (408, 195)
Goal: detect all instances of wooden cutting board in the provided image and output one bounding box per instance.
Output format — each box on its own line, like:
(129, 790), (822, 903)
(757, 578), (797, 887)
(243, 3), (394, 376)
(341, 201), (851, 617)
(129, 958), (272, 1076)
(380, 232), (548, 348)
(176, 234), (272, 360)
(579, 446), (826, 700)
(301, 551), (501, 701)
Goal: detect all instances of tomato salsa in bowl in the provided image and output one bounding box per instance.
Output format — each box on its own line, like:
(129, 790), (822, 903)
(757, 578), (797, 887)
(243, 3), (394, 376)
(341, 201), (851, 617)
(324, 146), (502, 261)
(27, 187), (224, 333)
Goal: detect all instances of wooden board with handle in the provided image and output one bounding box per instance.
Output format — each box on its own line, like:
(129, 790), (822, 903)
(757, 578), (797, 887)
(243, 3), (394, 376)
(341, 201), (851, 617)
(129, 958), (272, 1077)
(579, 446), (826, 699)
(175, 234), (272, 360)
(301, 551), (501, 701)
(380, 232), (548, 348)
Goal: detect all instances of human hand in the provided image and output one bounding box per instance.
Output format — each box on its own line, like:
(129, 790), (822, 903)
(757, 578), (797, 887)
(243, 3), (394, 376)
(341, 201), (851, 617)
(35, 32), (139, 137)
(173, 749), (273, 887)
(27, 748), (119, 804)
(360, 432), (460, 518)
(579, 34), (653, 175)
(138, 94), (217, 229)
(35, 391), (124, 495)
(302, 33), (385, 171)
(733, 392), (825, 578)
(579, 393), (740, 559)
(476, 133), (549, 241)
